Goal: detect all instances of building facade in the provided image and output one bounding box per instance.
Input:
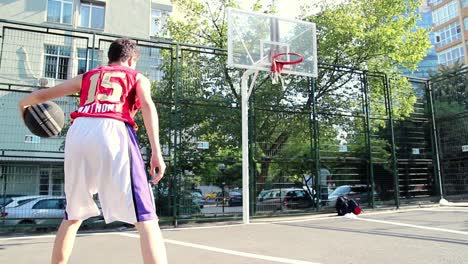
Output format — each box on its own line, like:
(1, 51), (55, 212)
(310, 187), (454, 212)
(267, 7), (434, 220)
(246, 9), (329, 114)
(0, 0), (171, 196)
(402, 2), (439, 78)
(428, 0), (468, 66)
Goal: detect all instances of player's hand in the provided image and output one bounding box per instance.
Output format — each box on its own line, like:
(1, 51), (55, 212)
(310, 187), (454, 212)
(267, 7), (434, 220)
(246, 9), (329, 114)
(150, 152), (165, 184)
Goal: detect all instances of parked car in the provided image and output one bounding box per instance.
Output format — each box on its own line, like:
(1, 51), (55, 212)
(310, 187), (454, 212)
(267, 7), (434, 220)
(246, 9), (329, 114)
(256, 188), (314, 211)
(215, 191), (242, 207)
(191, 192), (205, 209)
(0, 194), (28, 209)
(204, 192), (217, 200)
(327, 185), (378, 207)
(0, 196), (101, 227)
(2, 195), (44, 209)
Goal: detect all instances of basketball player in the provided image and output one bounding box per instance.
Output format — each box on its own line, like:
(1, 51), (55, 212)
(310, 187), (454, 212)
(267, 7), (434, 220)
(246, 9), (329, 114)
(18, 38), (168, 264)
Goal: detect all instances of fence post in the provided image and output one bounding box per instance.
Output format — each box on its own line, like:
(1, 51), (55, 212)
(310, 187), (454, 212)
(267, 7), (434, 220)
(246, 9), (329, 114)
(249, 88), (255, 217)
(0, 27), (5, 70)
(427, 80), (444, 200)
(310, 77), (320, 210)
(385, 75), (400, 209)
(91, 32), (95, 63)
(1, 165), (6, 218)
(362, 72), (375, 208)
(172, 44), (180, 227)
(307, 78), (316, 208)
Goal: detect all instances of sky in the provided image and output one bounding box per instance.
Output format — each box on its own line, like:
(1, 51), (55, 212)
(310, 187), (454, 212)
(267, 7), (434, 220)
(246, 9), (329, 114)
(239, 0), (309, 19)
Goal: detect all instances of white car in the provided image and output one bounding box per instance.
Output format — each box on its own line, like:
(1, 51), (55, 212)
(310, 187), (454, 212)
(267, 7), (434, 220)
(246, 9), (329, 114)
(328, 185), (378, 207)
(0, 196), (102, 228)
(1, 196), (67, 226)
(2, 195), (43, 209)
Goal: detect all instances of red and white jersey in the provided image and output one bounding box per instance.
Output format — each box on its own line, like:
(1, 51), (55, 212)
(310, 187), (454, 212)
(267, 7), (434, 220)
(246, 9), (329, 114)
(71, 65), (140, 127)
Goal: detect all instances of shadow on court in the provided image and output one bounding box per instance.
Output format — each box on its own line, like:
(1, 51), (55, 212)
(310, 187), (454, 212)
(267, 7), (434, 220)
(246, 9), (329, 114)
(1, 207), (467, 264)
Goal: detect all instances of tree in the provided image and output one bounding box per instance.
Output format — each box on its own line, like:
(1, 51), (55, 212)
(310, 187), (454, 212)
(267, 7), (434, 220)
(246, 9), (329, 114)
(430, 62), (468, 117)
(155, 0), (431, 190)
(430, 63), (468, 162)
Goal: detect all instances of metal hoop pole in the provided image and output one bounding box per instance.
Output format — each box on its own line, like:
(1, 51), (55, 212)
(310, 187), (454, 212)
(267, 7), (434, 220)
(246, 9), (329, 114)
(241, 69), (257, 224)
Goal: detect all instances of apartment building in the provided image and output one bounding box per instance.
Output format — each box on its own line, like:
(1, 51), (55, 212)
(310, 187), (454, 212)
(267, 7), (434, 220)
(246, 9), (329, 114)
(402, 2), (439, 78)
(0, 0), (171, 196)
(428, 0), (468, 66)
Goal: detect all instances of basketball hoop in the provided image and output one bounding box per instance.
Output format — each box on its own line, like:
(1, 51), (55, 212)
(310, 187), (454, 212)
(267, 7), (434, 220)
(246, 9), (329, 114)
(227, 7), (317, 224)
(271, 52), (304, 85)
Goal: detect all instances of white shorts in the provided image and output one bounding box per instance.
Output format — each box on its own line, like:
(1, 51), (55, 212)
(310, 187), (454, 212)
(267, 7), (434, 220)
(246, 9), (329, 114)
(64, 117), (157, 224)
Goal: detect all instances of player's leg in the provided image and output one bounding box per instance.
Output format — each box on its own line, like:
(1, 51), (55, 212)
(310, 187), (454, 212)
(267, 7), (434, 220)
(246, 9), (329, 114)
(51, 117), (101, 263)
(97, 121), (166, 262)
(51, 219), (83, 264)
(135, 219), (168, 264)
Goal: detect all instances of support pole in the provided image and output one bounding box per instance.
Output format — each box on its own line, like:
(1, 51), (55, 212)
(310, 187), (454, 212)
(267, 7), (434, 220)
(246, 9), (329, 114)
(241, 69), (257, 224)
(385, 75), (400, 209)
(427, 81), (444, 203)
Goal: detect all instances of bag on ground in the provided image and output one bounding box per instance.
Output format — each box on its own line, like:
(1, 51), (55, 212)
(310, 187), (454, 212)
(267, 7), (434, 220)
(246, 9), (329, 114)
(336, 195), (362, 216)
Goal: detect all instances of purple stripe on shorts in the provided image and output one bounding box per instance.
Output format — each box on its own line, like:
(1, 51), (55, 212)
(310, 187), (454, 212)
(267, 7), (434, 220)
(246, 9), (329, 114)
(64, 210), (69, 220)
(126, 124), (157, 222)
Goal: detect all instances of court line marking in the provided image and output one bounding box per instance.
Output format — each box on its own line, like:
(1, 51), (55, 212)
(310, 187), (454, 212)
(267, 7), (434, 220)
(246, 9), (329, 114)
(355, 217), (468, 236)
(118, 233), (320, 264)
(0, 231), (124, 241)
(163, 223), (259, 231)
(270, 216), (335, 224)
(424, 208), (468, 213)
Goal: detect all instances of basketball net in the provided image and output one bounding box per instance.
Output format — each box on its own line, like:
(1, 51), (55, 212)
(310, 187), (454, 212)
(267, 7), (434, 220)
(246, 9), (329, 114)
(270, 52), (304, 88)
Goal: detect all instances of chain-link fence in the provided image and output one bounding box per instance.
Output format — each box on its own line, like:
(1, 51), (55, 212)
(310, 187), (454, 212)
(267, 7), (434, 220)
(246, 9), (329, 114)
(0, 19), (457, 231)
(431, 67), (468, 200)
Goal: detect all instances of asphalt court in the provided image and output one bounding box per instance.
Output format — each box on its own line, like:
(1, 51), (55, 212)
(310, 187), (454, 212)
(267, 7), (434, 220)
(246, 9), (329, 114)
(0, 206), (467, 264)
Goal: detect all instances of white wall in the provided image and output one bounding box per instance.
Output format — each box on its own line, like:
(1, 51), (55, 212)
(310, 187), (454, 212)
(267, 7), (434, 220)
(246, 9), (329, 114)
(0, 0), (48, 24)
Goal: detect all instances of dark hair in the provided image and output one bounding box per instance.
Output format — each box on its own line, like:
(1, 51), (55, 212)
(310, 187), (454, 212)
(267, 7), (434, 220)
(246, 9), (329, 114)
(107, 38), (140, 63)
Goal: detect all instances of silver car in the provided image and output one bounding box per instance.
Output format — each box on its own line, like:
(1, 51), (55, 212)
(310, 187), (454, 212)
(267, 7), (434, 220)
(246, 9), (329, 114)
(2, 195), (44, 209)
(1, 196), (67, 226)
(1, 196), (104, 227)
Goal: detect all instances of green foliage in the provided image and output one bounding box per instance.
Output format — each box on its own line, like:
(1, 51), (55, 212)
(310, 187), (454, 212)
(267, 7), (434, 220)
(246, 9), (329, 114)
(430, 63), (468, 118)
(308, 0), (428, 121)
(429, 64), (468, 159)
(147, 0), (431, 186)
(309, 0), (430, 72)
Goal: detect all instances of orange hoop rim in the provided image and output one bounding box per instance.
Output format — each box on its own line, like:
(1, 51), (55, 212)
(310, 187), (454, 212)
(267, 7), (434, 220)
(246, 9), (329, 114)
(271, 52), (304, 73)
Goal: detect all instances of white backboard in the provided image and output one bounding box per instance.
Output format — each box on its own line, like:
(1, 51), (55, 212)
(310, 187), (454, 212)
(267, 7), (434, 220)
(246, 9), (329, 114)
(227, 8), (317, 78)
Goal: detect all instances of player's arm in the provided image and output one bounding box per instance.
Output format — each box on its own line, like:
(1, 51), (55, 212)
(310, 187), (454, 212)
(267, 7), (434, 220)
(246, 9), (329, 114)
(18, 75), (83, 117)
(135, 73), (166, 183)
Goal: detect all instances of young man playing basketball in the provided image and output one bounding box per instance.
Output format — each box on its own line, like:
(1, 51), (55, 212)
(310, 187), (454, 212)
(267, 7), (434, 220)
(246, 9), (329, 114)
(18, 38), (168, 264)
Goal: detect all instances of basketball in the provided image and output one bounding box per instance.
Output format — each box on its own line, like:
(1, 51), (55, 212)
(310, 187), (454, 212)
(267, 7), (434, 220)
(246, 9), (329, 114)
(23, 101), (65, 138)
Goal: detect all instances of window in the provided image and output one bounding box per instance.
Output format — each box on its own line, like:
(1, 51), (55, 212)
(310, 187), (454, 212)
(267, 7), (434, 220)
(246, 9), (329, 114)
(44, 45), (70, 79)
(438, 44), (465, 66)
(47, 0), (73, 24)
(39, 170), (50, 195)
(77, 48), (101, 74)
(80, 1), (105, 29)
(464, 17), (468, 31)
(138, 47), (165, 81)
(294, 190), (305, 198)
(463, 0), (468, 8)
(38, 168), (64, 196)
(149, 58), (164, 81)
(434, 22), (462, 48)
(428, 0), (443, 6)
(150, 9), (169, 37)
(432, 0), (459, 26)
(16, 198), (37, 207)
(151, 9), (162, 36)
(32, 199), (65, 210)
